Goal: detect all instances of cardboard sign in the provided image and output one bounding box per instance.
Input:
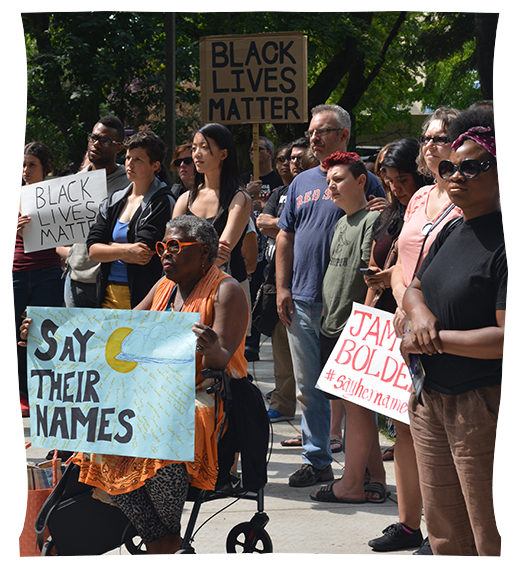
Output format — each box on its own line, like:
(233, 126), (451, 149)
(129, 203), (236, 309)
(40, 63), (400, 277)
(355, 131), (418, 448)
(20, 169), (108, 253)
(316, 303), (412, 424)
(200, 32), (308, 124)
(27, 307), (199, 461)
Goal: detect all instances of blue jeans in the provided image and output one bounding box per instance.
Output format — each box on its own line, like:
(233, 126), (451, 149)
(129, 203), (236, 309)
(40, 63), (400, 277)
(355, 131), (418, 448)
(64, 271), (98, 308)
(286, 299), (332, 469)
(13, 266), (64, 396)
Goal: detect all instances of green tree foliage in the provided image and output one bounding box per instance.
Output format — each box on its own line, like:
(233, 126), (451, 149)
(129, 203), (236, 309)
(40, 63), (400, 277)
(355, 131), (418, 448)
(23, 12), (496, 171)
(409, 13), (497, 111)
(24, 12), (167, 170)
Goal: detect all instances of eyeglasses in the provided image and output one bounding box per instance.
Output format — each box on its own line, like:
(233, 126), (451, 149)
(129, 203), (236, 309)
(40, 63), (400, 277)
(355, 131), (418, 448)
(155, 239), (199, 257)
(173, 156), (194, 167)
(304, 128), (341, 139)
(87, 133), (122, 148)
(419, 135), (451, 146)
(276, 155), (290, 163)
(290, 154), (303, 161)
(438, 159), (497, 180)
(249, 147), (268, 153)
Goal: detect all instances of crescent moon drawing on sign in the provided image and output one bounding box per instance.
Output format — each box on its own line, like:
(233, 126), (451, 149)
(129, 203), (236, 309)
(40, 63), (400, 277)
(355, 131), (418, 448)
(105, 327), (138, 373)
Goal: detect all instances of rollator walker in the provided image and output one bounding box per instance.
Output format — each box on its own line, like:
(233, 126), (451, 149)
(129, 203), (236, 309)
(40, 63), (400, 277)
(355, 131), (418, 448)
(33, 369), (272, 555)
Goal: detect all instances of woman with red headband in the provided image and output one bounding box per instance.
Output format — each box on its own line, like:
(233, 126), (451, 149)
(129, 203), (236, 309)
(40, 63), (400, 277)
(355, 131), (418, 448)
(400, 105), (504, 556)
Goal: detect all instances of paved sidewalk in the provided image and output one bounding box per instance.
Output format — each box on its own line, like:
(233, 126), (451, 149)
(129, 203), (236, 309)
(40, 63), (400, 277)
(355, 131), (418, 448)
(24, 335), (424, 555)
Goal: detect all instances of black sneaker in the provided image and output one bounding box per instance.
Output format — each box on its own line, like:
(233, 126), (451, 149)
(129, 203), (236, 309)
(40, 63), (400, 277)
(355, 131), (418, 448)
(288, 463), (334, 487)
(244, 347), (259, 362)
(413, 537), (433, 555)
(368, 523), (423, 552)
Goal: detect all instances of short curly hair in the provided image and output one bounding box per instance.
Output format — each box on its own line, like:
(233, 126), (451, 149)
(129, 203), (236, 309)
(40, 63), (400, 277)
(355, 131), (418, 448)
(165, 215), (219, 265)
(447, 106), (495, 144)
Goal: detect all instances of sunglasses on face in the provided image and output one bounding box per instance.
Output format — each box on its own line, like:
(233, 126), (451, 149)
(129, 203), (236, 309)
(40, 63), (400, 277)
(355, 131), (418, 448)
(438, 159), (497, 180)
(419, 135), (450, 146)
(87, 133), (122, 148)
(173, 156), (194, 167)
(156, 239), (199, 257)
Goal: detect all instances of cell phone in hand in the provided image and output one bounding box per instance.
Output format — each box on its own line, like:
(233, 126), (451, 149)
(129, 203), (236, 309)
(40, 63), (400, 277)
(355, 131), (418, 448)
(357, 267), (376, 275)
(408, 354), (426, 405)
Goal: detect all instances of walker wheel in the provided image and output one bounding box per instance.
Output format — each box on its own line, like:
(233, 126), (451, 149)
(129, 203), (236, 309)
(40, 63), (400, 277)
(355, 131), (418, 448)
(41, 537), (56, 556)
(176, 545), (196, 554)
(226, 522), (273, 553)
(124, 535), (147, 555)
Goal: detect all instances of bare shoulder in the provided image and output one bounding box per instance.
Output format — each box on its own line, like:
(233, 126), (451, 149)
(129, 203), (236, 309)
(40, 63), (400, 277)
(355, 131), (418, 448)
(230, 188), (250, 209)
(172, 191), (189, 216)
(215, 275), (246, 303)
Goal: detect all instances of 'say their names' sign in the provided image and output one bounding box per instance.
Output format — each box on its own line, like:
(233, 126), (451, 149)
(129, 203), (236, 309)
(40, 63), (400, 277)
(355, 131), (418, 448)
(27, 307), (199, 461)
(316, 303), (412, 424)
(200, 32), (308, 124)
(20, 169), (108, 253)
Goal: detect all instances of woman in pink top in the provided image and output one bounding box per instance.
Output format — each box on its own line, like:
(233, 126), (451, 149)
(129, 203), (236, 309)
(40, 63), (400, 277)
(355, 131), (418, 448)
(392, 108), (463, 336)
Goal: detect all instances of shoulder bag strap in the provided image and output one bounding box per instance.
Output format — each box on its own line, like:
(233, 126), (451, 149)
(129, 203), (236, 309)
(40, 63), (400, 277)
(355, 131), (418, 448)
(411, 203), (455, 279)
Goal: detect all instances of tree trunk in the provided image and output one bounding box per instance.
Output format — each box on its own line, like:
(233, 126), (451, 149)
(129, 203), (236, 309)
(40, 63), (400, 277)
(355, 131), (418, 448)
(165, 13), (176, 166)
(474, 13), (498, 101)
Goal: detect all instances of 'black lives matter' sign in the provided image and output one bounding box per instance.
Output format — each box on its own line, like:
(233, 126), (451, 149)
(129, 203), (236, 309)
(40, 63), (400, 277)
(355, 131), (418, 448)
(20, 169), (107, 253)
(200, 32), (308, 124)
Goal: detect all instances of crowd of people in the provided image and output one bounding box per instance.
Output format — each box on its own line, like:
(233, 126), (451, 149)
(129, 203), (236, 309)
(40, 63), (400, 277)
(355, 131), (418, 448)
(16, 99), (504, 556)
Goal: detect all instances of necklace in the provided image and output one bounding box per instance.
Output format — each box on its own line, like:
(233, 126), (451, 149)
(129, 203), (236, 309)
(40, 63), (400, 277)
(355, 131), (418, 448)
(169, 283), (197, 312)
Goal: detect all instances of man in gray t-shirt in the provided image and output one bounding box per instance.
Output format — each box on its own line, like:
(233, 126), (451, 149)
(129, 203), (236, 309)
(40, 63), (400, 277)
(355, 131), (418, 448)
(62, 115), (129, 307)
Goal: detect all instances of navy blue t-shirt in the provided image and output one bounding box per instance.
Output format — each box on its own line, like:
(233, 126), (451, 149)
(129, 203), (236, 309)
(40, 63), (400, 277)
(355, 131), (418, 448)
(277, 166), (384, 303)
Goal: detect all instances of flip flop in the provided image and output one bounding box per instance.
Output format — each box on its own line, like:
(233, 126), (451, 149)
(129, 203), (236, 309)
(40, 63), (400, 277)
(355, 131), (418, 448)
(364, 482), (389, 504)
(330, 438), (343, 453)
(281, 435), (302, 447)
(310, 482), (366, 504)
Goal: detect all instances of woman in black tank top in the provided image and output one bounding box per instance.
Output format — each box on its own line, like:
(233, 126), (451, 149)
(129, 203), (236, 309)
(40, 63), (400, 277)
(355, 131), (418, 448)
(172, 123), (251, 282)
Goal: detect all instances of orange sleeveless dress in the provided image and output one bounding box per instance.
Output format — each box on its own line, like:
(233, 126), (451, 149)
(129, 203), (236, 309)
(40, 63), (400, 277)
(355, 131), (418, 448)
(73, 265), (248, 495)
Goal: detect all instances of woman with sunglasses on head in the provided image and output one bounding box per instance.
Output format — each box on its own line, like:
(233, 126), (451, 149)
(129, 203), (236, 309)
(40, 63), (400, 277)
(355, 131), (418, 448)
(170, 143), (196, 202)
(87, 130), (174, 310)
(172, 123), (251, 281)
(400, 106), (504, 556)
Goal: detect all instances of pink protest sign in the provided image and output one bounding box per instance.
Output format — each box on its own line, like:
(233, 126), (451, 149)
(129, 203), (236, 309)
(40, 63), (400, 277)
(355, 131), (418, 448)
(316, 303), (412, 424)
